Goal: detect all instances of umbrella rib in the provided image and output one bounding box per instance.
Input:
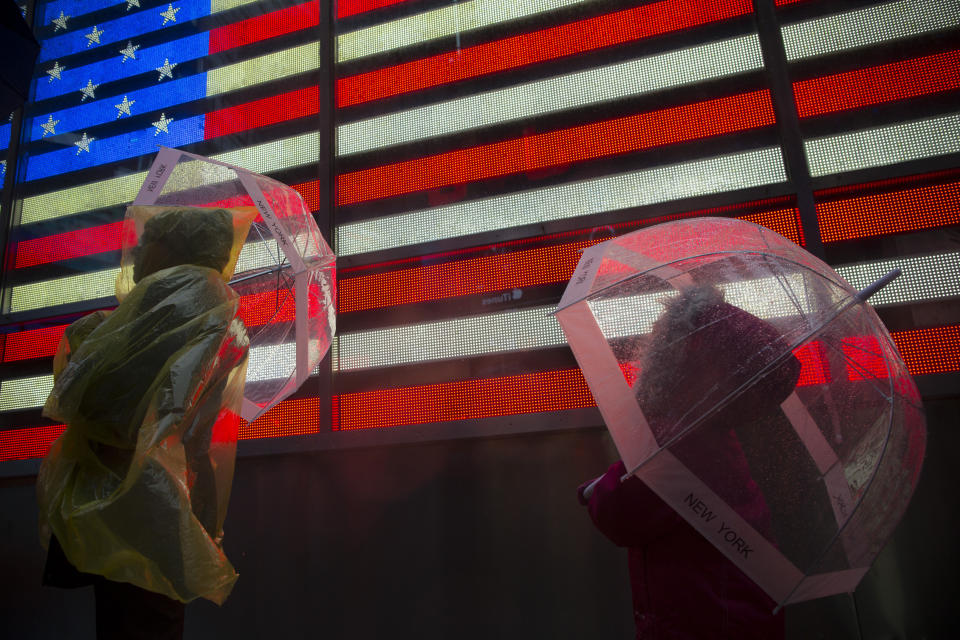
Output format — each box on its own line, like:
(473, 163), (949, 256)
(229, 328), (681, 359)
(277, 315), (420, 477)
(624, 294), (871, 479)
(557, 250), (851, 313)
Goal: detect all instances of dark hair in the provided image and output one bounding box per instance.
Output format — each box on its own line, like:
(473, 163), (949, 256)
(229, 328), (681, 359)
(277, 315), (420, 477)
(133, 208), (234, 282)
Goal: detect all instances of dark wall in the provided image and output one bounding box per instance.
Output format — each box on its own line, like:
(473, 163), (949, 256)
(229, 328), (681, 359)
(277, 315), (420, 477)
(1, 401), (957, 639)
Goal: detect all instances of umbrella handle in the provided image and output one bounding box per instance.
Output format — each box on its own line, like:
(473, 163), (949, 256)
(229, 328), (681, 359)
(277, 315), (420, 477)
(579, 475), (604, 502)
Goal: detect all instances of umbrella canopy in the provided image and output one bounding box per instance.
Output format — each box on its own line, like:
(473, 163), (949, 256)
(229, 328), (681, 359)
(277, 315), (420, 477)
(556, 217), (925, 607)
(130, 147), (336, 421)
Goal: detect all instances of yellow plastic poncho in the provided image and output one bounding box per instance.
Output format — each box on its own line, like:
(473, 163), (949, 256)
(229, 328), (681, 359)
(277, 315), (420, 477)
(37, 206), (254, 604)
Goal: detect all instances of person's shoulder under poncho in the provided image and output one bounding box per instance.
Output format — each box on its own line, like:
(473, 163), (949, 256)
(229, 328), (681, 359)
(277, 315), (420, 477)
(37, 208), (249, 605)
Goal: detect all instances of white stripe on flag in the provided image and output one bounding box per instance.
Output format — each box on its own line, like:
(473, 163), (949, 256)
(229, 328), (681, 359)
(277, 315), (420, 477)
(20, 131), (319, 224)
(336, 147), (787, 256)
(337, 34), (764, 156)
(337, 0), (591, 63)
(782, 0), (960, 61)
(804, 111), (960, 178)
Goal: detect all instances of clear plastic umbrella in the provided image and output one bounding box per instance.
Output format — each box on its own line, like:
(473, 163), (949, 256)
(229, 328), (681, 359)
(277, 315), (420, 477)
(129, 147), (336, 421)
(556, 217), (925, 607)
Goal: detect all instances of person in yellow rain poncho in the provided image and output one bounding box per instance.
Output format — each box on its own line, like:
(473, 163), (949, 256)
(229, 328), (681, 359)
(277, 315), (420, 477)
(37, 205), (254, 639)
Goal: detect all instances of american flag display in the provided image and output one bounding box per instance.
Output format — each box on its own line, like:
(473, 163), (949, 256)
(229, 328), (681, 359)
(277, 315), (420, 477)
(1, 0), (959, 463)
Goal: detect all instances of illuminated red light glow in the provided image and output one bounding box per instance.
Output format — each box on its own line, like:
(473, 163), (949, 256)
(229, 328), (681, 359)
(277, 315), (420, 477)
(2, 325), (67, 362)
(741, 208), (804, 246)
(12, 181), (320, 270)
(204, 86), (320, 139)
(337, 0), (753, 107)
(794, 49), (960, 119)
(208, 0), (319, 54)
(842, 336), (890, 381)
(337, 90), (776, 205)
(891, 325), (960, 376)
(14, 221), (125, 269)
(1, 327), (957, 461)
(794, 342), (831, 386)
(0, 424), (65, 462)
(337, 0), (417, 19)
(334, 368), (596, 430)
(817, 179), (960, 242)
(2, 291), (289, 363)
(340, 208), (801, 312)
(340, 240), (591, 312)
(238, 289), (296, 326)
(239, 397), (321, 439)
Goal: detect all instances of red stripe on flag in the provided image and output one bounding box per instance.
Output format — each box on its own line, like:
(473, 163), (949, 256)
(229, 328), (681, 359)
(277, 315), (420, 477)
(238, 288), (296, 325)
(337, 0), (420, 19)
(843, 336), (890, 381)
(336, 89), (776, 205)
(891, 325), (960, 377)
(239, 397), (322, 439)
(3, 325), (67, 362)
(339, 206), (801, 312)
(12, 181), (319, 269)
(209, 0), (319, 54)
(1, 325), (957, 460)
(817, 179), (960, 243)
(14, 221), (126, 269)
(794, 50), (960, 118)
(794, 341), (831, 386)
(204, 86), (320, 139)
(337, 0), (753, 107)
(0, 424), (65, 462)
(340, 241), (591, 312)
(334, 368), (596, 430)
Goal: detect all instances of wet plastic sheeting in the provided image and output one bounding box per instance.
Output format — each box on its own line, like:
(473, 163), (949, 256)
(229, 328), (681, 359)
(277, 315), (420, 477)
(131, 147), (336, 421)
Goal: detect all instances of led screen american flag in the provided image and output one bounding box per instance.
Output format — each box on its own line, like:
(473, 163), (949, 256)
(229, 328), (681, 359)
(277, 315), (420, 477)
(1, 0), (959, 463)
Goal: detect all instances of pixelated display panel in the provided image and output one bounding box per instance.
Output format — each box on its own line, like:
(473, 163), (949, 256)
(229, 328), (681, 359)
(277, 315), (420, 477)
(340, 207), (802, 312)
(209, 0), (318, 53)
(818, 178), (960, 243)
(9, 269), (117, 314)
(891, 325), (960, 376)
(843, 336), (891, 381)
(205, 85), (320, 139)
(334, 368), (596, 430)
(20, 132), (318, 223)
(13, 178), (318, 269)
(15, 221), (127, 269)
(336, 306), (565, 371)
(2, 325), (67, 362)
(239, 396), (321, 439)
(782, 0), (959, 61)
(337, 0), (429, 19)
(337, 90), (776, 205)
(794, 49), (960, 119)
(0, 424), (66, 463)
(794, 342), (831, 386)
(805, 111), (960, 177)
(835, 252), (960, 307)
(338, 34), (764, 156)
(337, 0), (754, 106)
(337, 148), (787, 256)
(0, 375), (54, 412)
(337, 0), (595, 62)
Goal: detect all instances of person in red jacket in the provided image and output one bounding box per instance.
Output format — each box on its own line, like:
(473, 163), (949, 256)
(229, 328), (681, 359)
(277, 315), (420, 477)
(579, 284), (800, 638)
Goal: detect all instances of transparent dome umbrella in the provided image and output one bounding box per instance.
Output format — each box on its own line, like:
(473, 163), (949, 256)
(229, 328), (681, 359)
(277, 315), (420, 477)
(130, 147), (336, 422)
(556, 217), (925, 608)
